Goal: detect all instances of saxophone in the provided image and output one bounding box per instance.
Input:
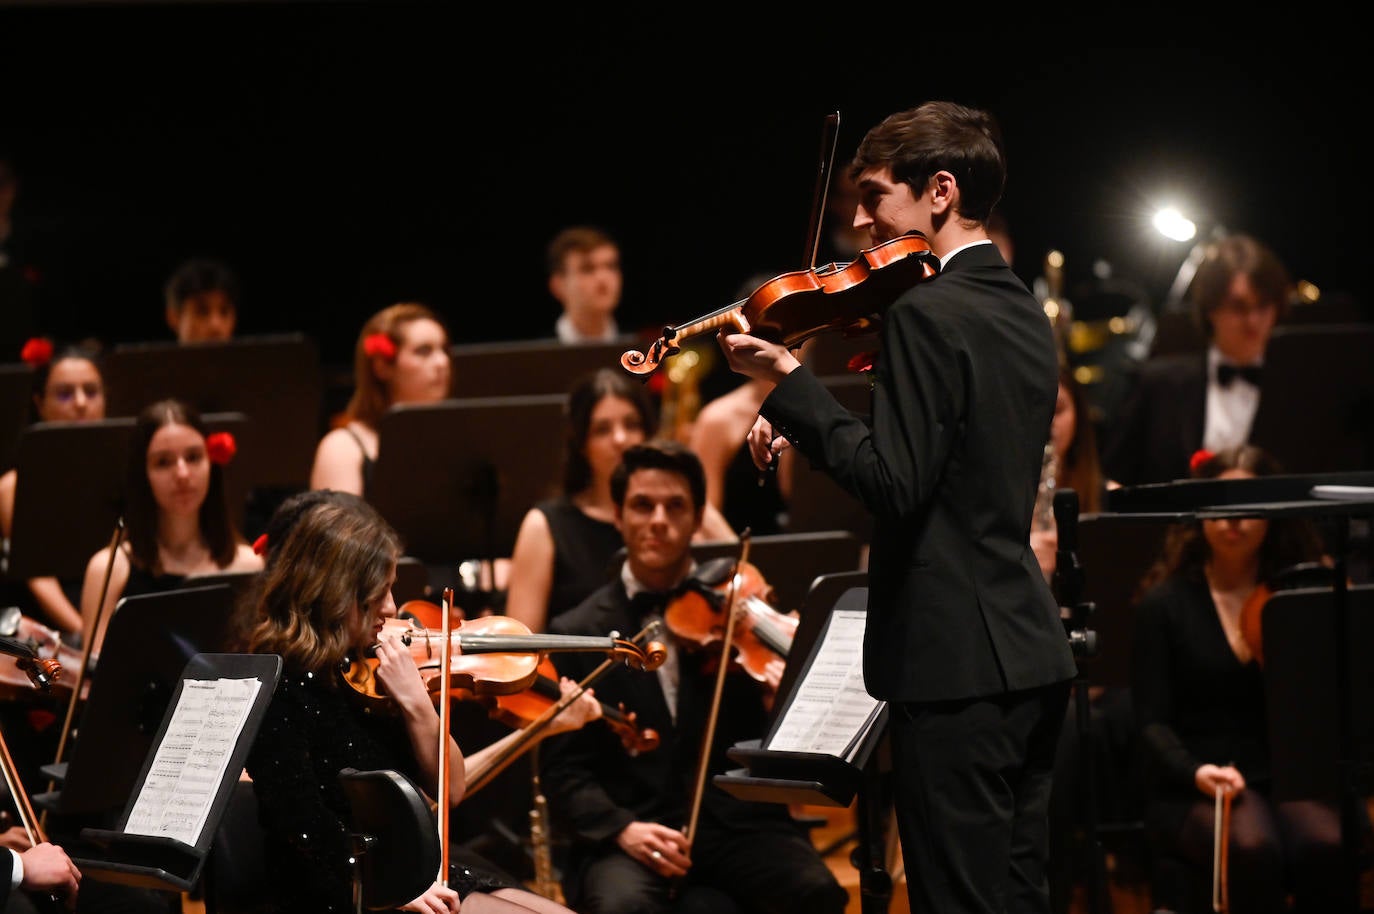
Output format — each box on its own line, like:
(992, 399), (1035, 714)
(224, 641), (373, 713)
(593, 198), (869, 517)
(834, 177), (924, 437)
(528, 745), (562, 902)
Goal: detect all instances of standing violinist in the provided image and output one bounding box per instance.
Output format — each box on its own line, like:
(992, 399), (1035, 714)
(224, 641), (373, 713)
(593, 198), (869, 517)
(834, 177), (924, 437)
(242, 493), (584, 914)
(717, 100), (1078, 914)
(541, 440), (847, 914)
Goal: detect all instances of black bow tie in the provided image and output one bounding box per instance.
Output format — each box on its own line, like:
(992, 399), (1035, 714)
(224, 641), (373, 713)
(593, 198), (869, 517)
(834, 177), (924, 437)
(1217, 363), (1262, 388)
(628, 590), (668, 621)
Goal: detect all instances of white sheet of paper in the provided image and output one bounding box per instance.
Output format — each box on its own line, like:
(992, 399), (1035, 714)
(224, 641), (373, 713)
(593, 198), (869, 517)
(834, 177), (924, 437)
(764, 609), (882, 760)
(123, 677), (261, 847)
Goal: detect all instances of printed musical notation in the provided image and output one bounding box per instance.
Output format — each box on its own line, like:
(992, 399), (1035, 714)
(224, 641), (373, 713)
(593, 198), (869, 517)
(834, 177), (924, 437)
(764, 609), (883, 762)
(124, 677), (261, 847)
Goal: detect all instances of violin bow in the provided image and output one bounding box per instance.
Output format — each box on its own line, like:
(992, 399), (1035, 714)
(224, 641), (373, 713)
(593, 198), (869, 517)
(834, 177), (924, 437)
(682, 528), (752, 848)
(45, 515), (125, 831)
(437, 586), (455, 888)
(802, 111), (842, 271)
(463, 620), (667, 797)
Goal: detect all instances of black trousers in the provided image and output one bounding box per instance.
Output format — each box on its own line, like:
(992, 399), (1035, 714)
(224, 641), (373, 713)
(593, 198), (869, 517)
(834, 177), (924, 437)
(891, 680), (1072, 914)
(567, 816), (848, 914)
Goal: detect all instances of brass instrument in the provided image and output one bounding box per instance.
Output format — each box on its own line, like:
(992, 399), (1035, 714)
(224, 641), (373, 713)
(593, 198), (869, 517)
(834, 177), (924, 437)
(527, 743), (562, 902)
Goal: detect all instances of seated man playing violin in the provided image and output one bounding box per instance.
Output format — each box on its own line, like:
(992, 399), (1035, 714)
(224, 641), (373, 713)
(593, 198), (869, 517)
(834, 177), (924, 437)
(541, 440), (847, 914)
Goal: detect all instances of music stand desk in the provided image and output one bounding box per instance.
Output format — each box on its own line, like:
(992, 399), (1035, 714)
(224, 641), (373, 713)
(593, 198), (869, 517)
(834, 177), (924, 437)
(73, 652), (281, 893)
(448, 337), (637, 399)
(6, 413), (250, 581)
(0, 363), (32, 473)
(102, 333), (323, 489)
(369, 396), (567, 566)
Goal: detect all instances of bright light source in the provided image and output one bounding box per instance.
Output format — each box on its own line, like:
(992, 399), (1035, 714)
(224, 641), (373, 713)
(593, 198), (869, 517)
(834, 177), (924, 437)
(1152, 207), (1197, 242)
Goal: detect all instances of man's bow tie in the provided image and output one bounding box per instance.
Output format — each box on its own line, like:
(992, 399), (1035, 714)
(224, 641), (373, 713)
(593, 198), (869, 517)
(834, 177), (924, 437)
(1217, 363), (1262, 388)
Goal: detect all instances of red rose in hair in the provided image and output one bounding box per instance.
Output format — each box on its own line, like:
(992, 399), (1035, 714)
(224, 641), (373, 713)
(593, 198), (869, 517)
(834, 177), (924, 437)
(1189, 449), (1214, 474)
(363, 332), (398, 360)
(20, 337), (53, 368)
(205, 431), (238, 466)
(252, 533), (268, 556)
(846, 349), (878, 374)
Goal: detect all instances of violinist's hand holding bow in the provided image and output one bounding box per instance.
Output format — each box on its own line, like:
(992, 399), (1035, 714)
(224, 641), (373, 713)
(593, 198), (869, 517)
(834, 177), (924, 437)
(616, 821), (691, 878)
(1195, 763), (1246, 799)
(399, 880), (459, 913)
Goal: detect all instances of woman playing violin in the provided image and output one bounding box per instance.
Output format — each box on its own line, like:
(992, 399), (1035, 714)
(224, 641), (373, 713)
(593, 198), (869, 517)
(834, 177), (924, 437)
(242, 493), (585, 914)
(541, 440), (846, 914)
(1132, 444), (1341, 912)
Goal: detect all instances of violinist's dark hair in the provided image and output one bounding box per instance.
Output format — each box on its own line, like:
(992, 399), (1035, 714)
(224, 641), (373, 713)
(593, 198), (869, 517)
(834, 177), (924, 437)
(546, 225), (618, 277)
(246, 497), (400, 675)
(164, 257), (240, 315)
(610, 439), (706, 513)
(562, 367), (658, 496)
(1055, 360), (1103, 515)
(123, 398), (239, 574)
(1133, 444), (1325, 602)
(1188, 233), (1292, 338)
(28, 339), (105, 423)
(849, 100), (1007, 225)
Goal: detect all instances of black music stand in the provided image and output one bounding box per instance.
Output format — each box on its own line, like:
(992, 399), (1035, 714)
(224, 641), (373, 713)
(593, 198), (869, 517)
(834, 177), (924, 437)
(369, 396), (566, 571)
(5, 413), (250, 582)
(101, 333), (323, 490)
(785, 374), (874, 543)
(0, 363), (32, 473)
(1248, 323), (1374, 475)
(715, 579), (894, 914)
(607, 530), (865, 619)
(448, 337), (637, 399)
(72, 651), (281, 893)
(1261, 585), (1374, 806)
(36, 583), (245, 825)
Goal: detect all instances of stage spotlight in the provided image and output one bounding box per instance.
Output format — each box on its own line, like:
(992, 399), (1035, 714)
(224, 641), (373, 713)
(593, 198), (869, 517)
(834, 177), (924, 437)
(1151, 206), (1196, 242)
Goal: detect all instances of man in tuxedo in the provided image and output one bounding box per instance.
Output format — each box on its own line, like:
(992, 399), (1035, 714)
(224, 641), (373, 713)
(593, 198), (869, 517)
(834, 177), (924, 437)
(1102, 233), (1290, 486)
(541, 440), (847, 914)
(718, 101), (1077, 914)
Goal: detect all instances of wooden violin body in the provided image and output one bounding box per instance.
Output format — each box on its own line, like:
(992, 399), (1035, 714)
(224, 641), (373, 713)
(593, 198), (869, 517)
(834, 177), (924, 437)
(664, 557), (797, 683)
(341, 611), (657, 708)
(620, 232), (940, 377)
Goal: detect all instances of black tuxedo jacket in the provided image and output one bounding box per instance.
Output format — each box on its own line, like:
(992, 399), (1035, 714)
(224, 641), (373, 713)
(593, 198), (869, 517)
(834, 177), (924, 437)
(541, 582), (796, 849)
(762, 242), (1077, 704)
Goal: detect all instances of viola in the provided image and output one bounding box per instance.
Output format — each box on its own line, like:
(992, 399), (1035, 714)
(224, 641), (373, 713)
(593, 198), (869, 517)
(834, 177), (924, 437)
(465, 655), (660, 754)
(619, 232), (939, 378)
(663, 556), (798, 683)
(341, 610), (654, 706)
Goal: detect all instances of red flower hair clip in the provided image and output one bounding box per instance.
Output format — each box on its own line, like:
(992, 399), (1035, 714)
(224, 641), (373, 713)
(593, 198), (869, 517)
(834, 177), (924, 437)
(252, 533), (268, 556)
(20, 337), (54, 368)
(847, 349), (879, 390)
(205, 431), (238, 466)
(363, 332), (398, 361)
(1189, 449), (1214, 474)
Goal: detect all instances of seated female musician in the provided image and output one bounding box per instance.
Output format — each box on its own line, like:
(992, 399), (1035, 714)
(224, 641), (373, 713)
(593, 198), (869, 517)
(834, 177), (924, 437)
(0, 338), (107, 637)
(1131, 444), (1343, 913)
(242, 492), (583, 914)
(309, 301), (452, 498)
(78, 397), (261, 658)
(503, 367), (734, 635)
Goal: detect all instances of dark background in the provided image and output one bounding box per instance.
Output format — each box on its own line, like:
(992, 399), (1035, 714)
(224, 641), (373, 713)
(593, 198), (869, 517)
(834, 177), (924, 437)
(2, 4), (1367, 371)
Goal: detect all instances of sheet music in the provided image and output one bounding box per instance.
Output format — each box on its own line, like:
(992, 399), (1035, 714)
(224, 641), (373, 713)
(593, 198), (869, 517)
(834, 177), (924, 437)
(123, 677), (261, 847)
(765, 609), (883, 761)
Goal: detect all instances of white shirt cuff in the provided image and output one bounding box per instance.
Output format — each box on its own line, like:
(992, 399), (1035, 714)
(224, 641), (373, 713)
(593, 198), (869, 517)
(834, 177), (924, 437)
(9, 848), (22, 888)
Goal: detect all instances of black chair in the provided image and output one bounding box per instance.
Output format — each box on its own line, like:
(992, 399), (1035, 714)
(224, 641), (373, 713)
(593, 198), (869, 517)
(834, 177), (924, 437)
(339, 767), (441, 912)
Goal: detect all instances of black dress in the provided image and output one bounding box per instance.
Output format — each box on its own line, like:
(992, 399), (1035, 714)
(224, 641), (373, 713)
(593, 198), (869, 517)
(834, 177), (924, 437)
(535, 495), (623, 621)
(245, 669), (519, 914)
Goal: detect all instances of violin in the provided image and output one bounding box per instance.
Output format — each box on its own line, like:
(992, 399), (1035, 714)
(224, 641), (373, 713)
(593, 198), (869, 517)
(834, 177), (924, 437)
(620, 232), (939, 378)
(341, 608), (653, 706)
(465, 655), (660, 754)
(663, 556), (798, 683)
